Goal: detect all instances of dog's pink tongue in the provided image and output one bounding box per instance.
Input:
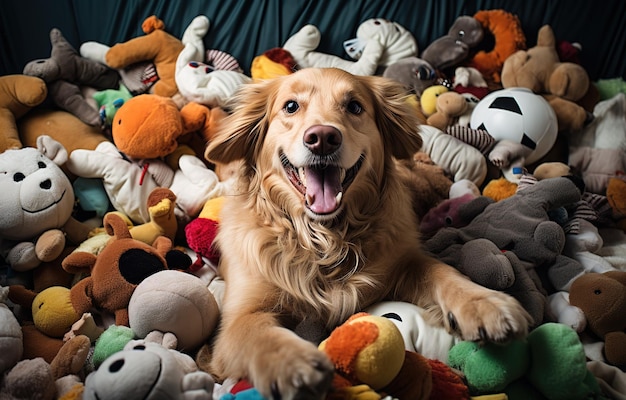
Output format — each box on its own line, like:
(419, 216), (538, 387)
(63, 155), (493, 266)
(305, 166), (342, 214)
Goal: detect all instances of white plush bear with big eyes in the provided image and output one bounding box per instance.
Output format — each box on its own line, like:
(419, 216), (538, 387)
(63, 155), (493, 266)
(0, 135), (91, 272)
(84, 340), (215, 400)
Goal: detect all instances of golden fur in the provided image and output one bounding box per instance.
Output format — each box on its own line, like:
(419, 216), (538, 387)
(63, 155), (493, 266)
(204, 68), (531, 399)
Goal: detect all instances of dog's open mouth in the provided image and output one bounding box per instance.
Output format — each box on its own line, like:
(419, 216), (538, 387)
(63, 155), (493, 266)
(281, 152), (364, 215)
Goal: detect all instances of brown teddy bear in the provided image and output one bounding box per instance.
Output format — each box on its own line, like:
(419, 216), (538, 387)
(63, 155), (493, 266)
(568, 270), (626, 367)
(0, 74), (48, 152)
(105, 15), (184, 97)
(61, 212), (173, 326)
(501, 25), (595, 132)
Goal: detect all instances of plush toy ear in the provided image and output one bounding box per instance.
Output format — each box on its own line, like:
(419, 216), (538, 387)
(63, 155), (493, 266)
(62, 252), (97, 274)
(36, 135), (68, 166)
(7, 285), (37, 308)
(104, 213), (133, 240)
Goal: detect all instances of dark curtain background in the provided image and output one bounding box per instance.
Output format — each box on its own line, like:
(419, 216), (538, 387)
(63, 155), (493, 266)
(1, 0), (624, 80)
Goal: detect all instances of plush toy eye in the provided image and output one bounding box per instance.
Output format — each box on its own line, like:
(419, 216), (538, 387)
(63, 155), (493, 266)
(132, 344), (146, 351)
(594, 289), (602, 295)
(347, 100), (363, 115)
(13, 172), (25, 182)
(38, 161), (46, 169)
(284, 100), (299, 114)
(109, 359), (124, 373)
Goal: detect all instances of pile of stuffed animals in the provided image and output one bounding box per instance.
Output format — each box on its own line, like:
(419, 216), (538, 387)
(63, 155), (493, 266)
(1, 8), (626, 400)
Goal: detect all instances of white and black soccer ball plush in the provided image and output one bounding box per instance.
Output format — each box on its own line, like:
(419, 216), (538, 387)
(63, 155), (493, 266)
(470, 87), (558, 165)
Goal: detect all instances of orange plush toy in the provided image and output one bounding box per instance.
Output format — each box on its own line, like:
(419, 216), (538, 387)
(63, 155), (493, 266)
(111, 93), (223, 163)
(105, 15), (184, 97)
(468, 9), (526, 84)
(319, 313), (469, 400)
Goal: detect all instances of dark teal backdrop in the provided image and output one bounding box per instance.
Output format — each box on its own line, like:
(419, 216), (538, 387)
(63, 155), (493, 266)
(1, 0), (624, 80)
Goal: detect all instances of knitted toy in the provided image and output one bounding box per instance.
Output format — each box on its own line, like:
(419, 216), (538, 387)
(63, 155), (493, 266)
(23, 28), (119, 127)
(84, 339), (215, 400)
(0, 334), (91, 400)
(425, 176), (587, 294)
(448, 322), (604, 400)
(104, 15), (185, 97)
(319, 312), (469, 400)
(420, 15), (484, 71)
(467, 9), (526, 84)
(0, 135), (91, 273)
(61, 213), (172, 326)
(0, 74), (48, 152)
(0, 286), (22, 374)
(501, 25), (593, 133)
(568, 270), (626, 367)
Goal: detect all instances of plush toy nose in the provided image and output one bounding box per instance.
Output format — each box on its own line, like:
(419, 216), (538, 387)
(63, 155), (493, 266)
(303, 125), (342, 155)
(40, 179), (52, 190)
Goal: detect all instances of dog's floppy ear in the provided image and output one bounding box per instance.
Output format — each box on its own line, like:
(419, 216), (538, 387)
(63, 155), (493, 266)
(205, 78), (279, 166)
(360, 75), (423, 160)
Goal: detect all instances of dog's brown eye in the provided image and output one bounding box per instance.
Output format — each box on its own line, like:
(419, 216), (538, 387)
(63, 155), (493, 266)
(284, 100), (299, 114)
(347, 100), (363, 115)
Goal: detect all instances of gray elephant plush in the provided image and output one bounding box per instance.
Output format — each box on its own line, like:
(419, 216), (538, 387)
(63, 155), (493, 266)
(424, 176), (587, 325)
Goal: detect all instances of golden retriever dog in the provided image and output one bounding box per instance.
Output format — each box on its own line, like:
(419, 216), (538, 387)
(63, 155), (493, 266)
(204, 67), (531, 399)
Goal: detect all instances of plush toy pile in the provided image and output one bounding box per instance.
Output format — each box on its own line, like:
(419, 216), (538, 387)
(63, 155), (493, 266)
(2, 8), (626, 400)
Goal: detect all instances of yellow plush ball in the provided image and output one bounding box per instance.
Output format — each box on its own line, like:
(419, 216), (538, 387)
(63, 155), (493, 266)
(32, 286), (80, 338)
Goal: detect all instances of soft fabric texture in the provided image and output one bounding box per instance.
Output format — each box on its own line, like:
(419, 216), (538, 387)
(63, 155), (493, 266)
(0, 286), (23, 375)
(61, 213), (172, 326)
(0, 74), (48, 152)
(425, 176), (587, 294)
(0, 136), (91, 272)
(105, 15), (184, 97)
(448, 322), (603, 399)
(23, 28), (119, 126)
(84, 340), (215, 399)
(175, 42), (252, 107)
(569, 270), (626, 367)
(421, 15), (484, 71)
(128, 269), (220, 351)
(419, 124), (488, 187)
(468, 9), (526, 83)
(501, 24), (592, 133)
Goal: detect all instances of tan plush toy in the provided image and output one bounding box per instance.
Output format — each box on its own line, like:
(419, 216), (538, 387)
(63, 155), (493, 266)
(105, 15), (185, 97)
(62, 213), (172, 326)
(0, 74), (48, 152)
(501, 25), (593, 132)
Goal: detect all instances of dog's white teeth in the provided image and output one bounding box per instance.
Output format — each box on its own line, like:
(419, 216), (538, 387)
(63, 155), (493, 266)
(306, 193), (315, 206)
(298, 167), (306, 186)
(335, 192), (343, 204)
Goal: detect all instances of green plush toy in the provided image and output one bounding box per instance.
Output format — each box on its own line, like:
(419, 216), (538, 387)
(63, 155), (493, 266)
(448, 322), (606, 400)
(93, 83), (133, 128)
(92, 324), (135, 368)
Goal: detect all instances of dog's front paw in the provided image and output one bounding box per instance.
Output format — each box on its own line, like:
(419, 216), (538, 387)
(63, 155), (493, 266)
(251, 335), (334, 400)
(445, 288), (532, 343)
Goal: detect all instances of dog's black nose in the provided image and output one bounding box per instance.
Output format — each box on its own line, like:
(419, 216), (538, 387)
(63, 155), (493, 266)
(303, 125), (342, 155)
